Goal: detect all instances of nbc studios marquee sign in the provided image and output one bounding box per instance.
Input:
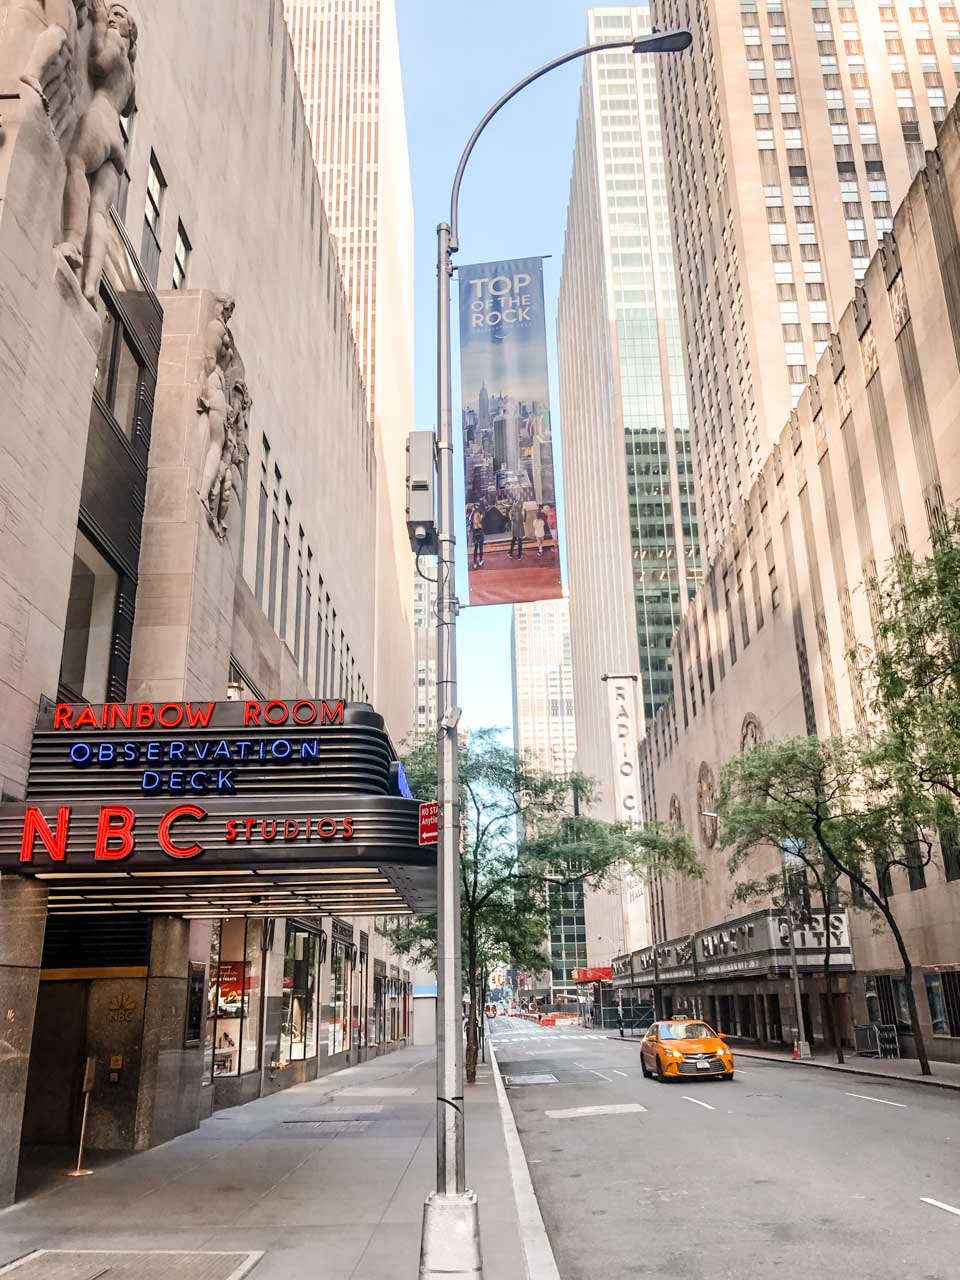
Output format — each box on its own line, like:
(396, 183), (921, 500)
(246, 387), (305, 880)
(0, 699), (437, 906)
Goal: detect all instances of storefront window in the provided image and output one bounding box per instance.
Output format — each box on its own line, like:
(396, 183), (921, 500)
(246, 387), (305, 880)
(213, 918), (245, 1075)
(388, 974), (400, 1042)
(926, 974), (949, 1035)
(240, 920), (264, 1073)
(282, 924), (319, 1061)
(925, 972), (960, 1036)
(203, 920), (222, 1081)
(204, 918), (263, 1080)
(330, 941), (348, 1055)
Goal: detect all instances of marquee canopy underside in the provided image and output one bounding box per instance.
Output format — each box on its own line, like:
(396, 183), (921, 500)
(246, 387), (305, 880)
(33, 861), (433, 918)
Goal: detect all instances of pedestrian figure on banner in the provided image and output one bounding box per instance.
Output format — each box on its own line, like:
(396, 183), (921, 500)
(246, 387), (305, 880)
(534, 506), (547, 556)
(470, 506), (485, 568)
(508, 500), (525, 560)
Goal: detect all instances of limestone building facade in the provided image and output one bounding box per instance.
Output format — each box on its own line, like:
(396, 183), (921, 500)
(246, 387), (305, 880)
(635, 102), (960, 1064)
(283, 0), (416, 741)
(652, 0), (960, 564)
(0, 0), (418, 1207)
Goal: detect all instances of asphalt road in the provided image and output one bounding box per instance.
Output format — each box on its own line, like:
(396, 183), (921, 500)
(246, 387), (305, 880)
(488, 1015), (960, 1280)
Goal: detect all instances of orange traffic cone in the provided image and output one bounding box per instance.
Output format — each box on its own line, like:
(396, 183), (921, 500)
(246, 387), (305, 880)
(792, 1039), (800, 1060)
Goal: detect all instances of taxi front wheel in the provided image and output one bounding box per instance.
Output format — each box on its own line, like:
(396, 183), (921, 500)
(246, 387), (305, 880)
(641, 1055), (651, 1079)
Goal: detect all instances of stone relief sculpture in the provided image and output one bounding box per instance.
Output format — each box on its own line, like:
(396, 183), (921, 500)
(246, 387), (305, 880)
(197, 296), (251, 541)
(740, 712), (763, 754)
(0, 0), (88, 135)
(697, 762), (718, 850)
(54, 0), (137, 304)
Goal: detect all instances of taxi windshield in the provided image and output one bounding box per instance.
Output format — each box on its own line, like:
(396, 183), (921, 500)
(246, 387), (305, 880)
(662, 1022), (714, 1040)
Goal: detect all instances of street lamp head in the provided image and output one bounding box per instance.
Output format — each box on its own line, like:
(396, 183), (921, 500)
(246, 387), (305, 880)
(633, 28), (693, 55)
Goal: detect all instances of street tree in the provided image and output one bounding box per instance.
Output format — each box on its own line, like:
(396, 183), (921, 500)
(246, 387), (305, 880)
(860, 510), (960, 818)
(717, 735), (948, 1075)
(383, 729), (703, 1082)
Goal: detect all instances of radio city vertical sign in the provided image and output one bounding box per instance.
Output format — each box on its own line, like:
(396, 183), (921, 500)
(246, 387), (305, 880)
(458, 257), (562, 607)
(603, 675), (642, 824)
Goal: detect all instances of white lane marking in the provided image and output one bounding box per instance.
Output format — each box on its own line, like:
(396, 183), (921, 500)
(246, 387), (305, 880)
(588, 1070), (613, 1082)
(921, 1198), (960, 1218)
(845, 1092), (907, 1108)
(489, 1044), (562, 1280)
(545, 1103), (647, 1120)
(682, 1096), (715, 1110)
(614, 1069), (628, 1077)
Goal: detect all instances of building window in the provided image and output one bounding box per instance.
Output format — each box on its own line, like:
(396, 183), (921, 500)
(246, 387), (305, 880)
(255, 436), (270, 605)
(303, 547), (313, 678)
(268, 465), (281, 626)
(116, 110), (136, 219)
(59, 530), (119, 703)
(941, 827), (960, 881)
(280, 923), (320, 1062)
(279, 493), (291, 639)
(172, 220), (191, 289)
(330, 938), (351, 1054)
(141, 150), (166, 288)
(925, 971), (960, 1036)
(94, 295), (143, 438)
(294, 526), (304, 661)
(206, 918), (264, 1080)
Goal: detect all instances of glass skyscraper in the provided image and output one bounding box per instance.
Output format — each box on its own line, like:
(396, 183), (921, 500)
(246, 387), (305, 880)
(558, 4), (701, 802)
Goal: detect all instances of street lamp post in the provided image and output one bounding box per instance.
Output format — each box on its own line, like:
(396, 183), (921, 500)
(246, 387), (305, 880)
(421, 26), (693, 1280)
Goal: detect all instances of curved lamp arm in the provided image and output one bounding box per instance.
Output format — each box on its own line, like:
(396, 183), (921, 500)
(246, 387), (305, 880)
(448, 28), (692, 249)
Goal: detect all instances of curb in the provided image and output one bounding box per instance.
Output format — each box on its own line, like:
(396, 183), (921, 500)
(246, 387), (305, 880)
(605, 1034), (960, 1091)
(488, 1042), (561, 1280)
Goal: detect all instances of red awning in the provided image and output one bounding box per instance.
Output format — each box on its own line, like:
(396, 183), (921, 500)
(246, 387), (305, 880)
(571, 966), (613, 984)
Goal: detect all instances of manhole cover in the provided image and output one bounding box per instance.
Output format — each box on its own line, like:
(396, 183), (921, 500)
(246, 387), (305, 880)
(0, 1252), (262, 1280)
(503, 1073), (559, 1086)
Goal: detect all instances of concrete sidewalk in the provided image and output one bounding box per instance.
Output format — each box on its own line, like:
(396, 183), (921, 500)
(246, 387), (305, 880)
(732, 1043), (960, 1089)
(607, 1031), (960, 1090)
(0, 1046), (526, 1279)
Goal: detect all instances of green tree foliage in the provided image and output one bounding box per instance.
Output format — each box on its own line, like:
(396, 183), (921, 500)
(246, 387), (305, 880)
(863, 510), (960, 818)
(717, 735), (949, 1074)
(383, 730), (702, 1082)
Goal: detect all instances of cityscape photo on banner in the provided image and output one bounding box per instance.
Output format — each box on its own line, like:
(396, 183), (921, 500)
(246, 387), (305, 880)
(458, 257), (562, 606)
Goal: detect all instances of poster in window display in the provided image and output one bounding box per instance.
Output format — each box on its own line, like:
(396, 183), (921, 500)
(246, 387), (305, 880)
(459, 257), (562, 606)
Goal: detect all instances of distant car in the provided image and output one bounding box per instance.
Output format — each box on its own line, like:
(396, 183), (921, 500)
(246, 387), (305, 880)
(640, 1018), (734, 1081)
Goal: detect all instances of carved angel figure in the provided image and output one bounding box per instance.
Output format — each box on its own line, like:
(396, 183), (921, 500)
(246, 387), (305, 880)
(197, 296), (250, 539)
(55, 0), (137, 303)
(209, 381), (251, 540)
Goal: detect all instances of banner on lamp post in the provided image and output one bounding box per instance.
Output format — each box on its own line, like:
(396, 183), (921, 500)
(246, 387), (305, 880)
(458, 257), (562, 606)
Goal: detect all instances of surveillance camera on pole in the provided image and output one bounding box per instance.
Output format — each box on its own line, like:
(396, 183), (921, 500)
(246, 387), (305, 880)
(406, 431), (439, 555)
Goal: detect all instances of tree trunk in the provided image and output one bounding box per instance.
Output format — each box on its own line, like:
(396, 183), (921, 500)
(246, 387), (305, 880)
(812, 818), (930, 1073)
(465, 926), (479, 1084)
(820, 886), (843, 1064)
(882, 905), (932, 1075)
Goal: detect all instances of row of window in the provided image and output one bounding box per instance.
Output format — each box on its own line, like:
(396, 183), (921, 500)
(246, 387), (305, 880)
(254, 434), (366, 704)
(138, 143), (191, 292)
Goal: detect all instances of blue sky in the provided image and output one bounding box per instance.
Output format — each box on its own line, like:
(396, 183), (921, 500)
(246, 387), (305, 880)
(396, 0), (618, 738)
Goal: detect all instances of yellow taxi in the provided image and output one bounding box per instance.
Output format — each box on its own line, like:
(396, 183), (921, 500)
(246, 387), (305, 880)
(640, 1017), (734, 1082)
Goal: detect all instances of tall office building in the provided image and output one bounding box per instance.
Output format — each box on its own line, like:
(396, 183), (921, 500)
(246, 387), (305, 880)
(651, 0), (960, 563)
(412, 567), (437, 738)
(557, 4), (701, 806)
(284, 0), (415, 732)
(512, 597), (577, 779)
(511, 597), (583, 1000)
